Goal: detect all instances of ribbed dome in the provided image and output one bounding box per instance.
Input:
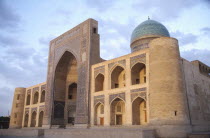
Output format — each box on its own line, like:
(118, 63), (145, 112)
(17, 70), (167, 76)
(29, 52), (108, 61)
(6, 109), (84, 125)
(131, 19), (170, 43)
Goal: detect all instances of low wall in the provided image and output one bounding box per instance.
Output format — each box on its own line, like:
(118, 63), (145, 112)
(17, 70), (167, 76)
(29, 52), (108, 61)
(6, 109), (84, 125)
(45, 128), (155, 138)
(0, 129), (44, 137)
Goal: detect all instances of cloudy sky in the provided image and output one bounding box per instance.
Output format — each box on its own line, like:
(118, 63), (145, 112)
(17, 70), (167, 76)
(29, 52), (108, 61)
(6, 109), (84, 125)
(0, 0), (210, 116)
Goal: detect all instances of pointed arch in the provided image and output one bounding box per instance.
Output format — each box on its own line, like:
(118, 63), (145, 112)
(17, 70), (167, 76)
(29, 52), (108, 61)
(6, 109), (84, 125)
(131, 95), (147, 103)
(24, 113), (29, 127)
(33, 91), (39, 104)
(110, 98), (125, 125)
(94, 102), (104, 125)
(53, 51), (78, 125)
(26, 94), (31, 105)
(54, 51), (78, 101)
(30, 111), (37, 127)
(95, 73), (104, 92)
(132, 97), (147, 125)
(110, 65), (126, 89)
(38, 111), (44, 127)
(131, 62), (146, 85)
(94, 101), (104, 107)
(110, 96), (125, 105)
(40, 90), (45, 103)
(54, 50), (78, 71)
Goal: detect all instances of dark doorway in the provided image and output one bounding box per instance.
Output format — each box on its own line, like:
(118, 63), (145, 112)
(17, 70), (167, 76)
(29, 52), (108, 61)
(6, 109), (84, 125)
(116, 115), (122, 125)
(100, 117), (104, 126)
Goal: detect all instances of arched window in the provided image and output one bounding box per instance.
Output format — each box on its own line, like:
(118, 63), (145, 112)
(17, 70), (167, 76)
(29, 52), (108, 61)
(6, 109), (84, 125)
(68, 83), (77, 100)
(95, 73), (104, 92)
(33, 92), (39, 104)
(26, 94), (31, 105)
(111, 66), (125, 89)
(40, 90), (45, 103)
(131, 63), (146, 85)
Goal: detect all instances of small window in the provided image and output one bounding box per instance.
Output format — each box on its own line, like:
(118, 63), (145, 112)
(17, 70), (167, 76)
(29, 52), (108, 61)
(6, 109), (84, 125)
(68, 95), (72, 99)
(115, 83), (119, 88)
(16, 103), (18, 108)
(14, 113), (17, 118)
(174, 111), (177, 116)
(17, 94), (20, 100)
(123, 74), (125, 80)
(14, 121), (16, 124)
(93, 28), (97, 34)
(136, 79), (140, 84)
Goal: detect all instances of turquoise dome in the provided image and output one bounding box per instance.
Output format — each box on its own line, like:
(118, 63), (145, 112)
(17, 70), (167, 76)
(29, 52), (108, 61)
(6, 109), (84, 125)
(131, 19), (170, 43)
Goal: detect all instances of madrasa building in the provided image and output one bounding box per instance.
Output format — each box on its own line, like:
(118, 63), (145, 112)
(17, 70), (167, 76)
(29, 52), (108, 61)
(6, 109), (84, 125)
(9, 18), (210, 138)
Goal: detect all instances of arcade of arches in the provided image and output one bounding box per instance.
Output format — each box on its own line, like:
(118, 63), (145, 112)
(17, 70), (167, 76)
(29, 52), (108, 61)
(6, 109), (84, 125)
(93, 97), (147, 126)
(92, 57), (148, 126)
(24, 110), (44, 127)
(22, 82), (46, 128)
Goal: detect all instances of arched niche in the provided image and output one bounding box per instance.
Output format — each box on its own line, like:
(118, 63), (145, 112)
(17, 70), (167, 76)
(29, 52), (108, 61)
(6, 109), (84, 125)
(111, 66), (125, 89)
(132, 97), (147, 125)
(131, 63), (146, 85)
(95, 73), (104, 92)
(110, 98), (125, 125)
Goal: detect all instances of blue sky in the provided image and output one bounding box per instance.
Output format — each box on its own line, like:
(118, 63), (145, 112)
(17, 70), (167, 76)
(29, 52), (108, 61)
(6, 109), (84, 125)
(0, 0), (210, 116)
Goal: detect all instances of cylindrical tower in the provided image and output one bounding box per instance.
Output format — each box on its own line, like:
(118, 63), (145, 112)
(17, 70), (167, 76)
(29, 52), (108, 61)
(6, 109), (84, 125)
(9, 87), (26, 128)
(149, 37), (190, 125)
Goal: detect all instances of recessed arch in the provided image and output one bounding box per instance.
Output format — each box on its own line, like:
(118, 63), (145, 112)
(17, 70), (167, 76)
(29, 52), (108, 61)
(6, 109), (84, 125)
(132, 97), (147, 125)
(94, 102), (104, 125)
(30, 111), (37, 127)
(94, 101), (104, 107)
(26, 94), (31, 105)
(33, 91), (39, 104)
(131, 62), (146, 85)
(110, 98), (125, 125)
(95, 73), (104, 92)
(40, 90), (45, 103)
(54, 50), (78, 71)
(111, 65), (126, 89)
(24, 113), (29, 127)
(38, 111), (44, 127)
(110, 96), (125, 105)
(131, 96), (147, 103)
(53, 51), (78, 125)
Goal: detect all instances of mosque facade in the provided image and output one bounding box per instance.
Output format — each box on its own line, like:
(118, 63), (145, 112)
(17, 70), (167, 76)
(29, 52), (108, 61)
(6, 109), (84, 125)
(9, 18), (210, 137)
